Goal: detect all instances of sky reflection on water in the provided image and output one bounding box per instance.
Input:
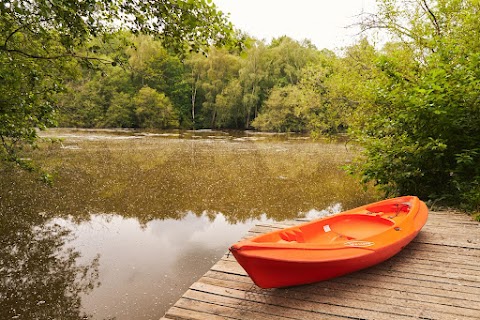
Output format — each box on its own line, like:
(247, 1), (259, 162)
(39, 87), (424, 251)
(54, 212), (278, 319)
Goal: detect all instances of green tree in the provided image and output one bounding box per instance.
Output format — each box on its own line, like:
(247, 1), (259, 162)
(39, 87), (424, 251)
(351, 0), (480, 210)
(0, 0), (233, 168)
(252, 85), (320, 132)
(56, 60), (135, 128)
(128, 35), (167, 88)
(252, 47), (365, 135)
(265, 37), (319, 87)
(184, 52), (209, 127)
(134, 86), (179, 129)
(318, 41), (383, 135)
(238, 39), (269, 128)
(249, 37), (322, 132)
(214, 79), (244, 128)
(129, 36), (191, 126)
(103, 92), (135, 128)
(199, 47), (241, 128)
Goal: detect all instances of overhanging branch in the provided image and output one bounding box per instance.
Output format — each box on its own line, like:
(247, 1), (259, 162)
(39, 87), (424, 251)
(0, 47), (114, 64)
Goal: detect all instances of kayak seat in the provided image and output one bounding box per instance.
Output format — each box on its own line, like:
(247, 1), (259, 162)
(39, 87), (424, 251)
(366, 202), (410, 215)
(298, 214), (395, 243)
(330, 214), (395, 239)
(279, 228), (305, 243)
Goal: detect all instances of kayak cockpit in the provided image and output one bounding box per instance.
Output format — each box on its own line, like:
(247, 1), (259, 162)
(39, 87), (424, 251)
(253, 214), (396, 245)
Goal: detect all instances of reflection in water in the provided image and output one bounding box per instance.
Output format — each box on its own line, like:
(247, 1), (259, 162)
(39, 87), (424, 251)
(56, 212), (276, 319)
(0, 208), (99, 320)
(0, 129), (377, 319)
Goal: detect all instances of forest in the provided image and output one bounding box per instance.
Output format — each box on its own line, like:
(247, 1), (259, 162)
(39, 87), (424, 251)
(57, 34), (333, 133)
(1, 0), (480, 213)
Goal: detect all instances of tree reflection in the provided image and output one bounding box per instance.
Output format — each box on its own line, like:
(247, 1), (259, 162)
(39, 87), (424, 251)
(0, 134), (376, 225)
(0, 208), (100, 320)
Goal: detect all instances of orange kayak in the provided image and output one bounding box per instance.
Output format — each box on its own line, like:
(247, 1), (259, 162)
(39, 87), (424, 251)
(229, 196), (428, 288)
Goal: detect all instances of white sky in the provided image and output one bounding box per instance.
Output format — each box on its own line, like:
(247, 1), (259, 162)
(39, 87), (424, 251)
(213, 0), (378, 50)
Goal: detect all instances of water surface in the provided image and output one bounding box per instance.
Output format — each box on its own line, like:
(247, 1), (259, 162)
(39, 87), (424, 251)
(0, 129), (376, 319)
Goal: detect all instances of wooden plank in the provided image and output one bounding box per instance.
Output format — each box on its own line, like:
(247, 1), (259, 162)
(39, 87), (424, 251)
(404, 241), (480, 258)
(413, 211), (478, 222)
(184, 286), (347, 320)
(190, 279), (415, 320)
(411, 237), (480, 249)
(373, 257), (480, 281)
(165, 303), (235, 320)
(163, 211), (480, 319)
(402, 244), (480, 261)
(422, 226), (480, 236)
(340, 272), (480, 297)
(203, 269), (480, 303)
(389, 251), (480, 270)
(180, 291), (295, 320)
(200, 271), (480, 319)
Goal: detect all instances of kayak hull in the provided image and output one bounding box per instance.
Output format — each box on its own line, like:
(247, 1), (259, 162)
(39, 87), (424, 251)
(229, 196), (428, 288)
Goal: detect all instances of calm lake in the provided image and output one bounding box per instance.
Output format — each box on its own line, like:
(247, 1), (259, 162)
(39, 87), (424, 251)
(0, 129), (377, 320)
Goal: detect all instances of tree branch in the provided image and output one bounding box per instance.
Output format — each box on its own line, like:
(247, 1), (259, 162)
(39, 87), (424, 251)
(4, 25), (26, 48)
(0, 47), (114, 64)
(358, 11), (435, 52)
(3, 16), (56, 48)
(420, 0), (441, 36)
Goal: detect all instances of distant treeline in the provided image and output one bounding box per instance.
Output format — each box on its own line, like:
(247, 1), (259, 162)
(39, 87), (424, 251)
(57, 33), (361, 135)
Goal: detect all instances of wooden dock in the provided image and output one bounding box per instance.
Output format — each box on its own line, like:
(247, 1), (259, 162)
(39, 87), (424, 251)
(162, 211), (480, 320)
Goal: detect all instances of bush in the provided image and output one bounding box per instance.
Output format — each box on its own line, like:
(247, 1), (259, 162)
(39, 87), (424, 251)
(350, 44), (480, 211)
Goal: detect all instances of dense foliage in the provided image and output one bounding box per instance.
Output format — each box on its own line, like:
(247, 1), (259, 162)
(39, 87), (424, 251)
(349, 0), (480, 211)
(57, 35), (329, 131)
(55, 35), (378, 137)
(2, 0), (480, 212)
(0, 0), (233, 170)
